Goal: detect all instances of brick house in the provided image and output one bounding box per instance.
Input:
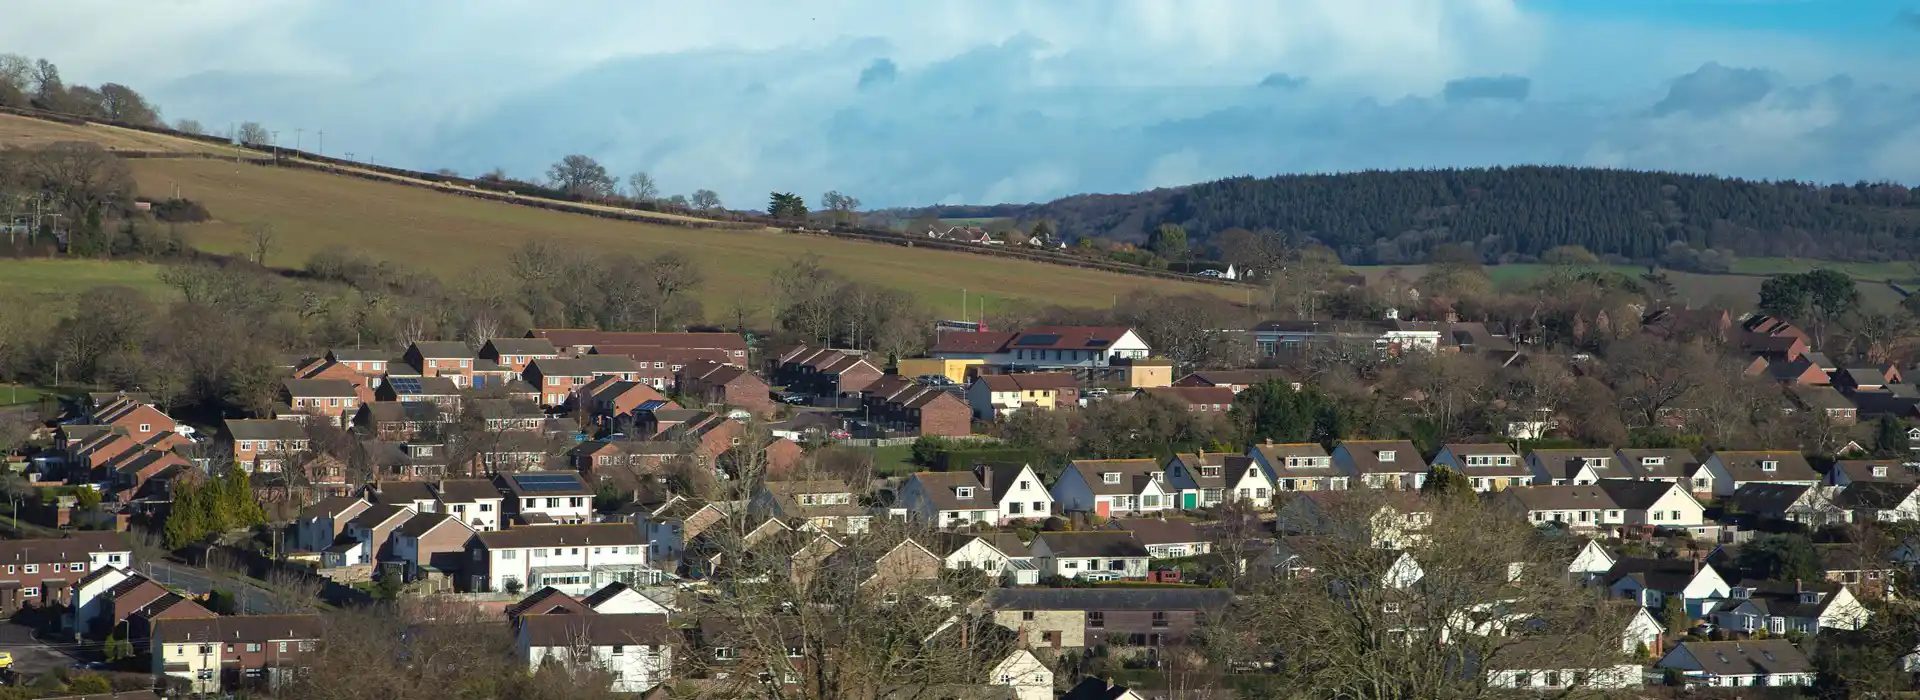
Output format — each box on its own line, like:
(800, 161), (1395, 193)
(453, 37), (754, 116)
(279, 379), (361, 427)
(0, 532), (135, 611)
(152, 614), (322, 694)
(1136, 386), (1236, 414)
(478, 338), (560, 373)
(391, 512), (479, 582)
(89, 396), (184, 450)
(353, 401), (449, 440)
(678, 360), (776, 417)
(526, 329), (749, 363)
(771, 346), (884, 396)
(591, 346), (734, 391)
(984, 588), (1231, 649)
(324, 348), (392, 376)
(224, 420), (311, 473)
(524, 357), (642, 407)
(862, 376), (972, 437)
(374, 376), (463, 409)
(405, 341), (477, 385)
(580, 378), (674, 425)
(967, 372), (1082, 420)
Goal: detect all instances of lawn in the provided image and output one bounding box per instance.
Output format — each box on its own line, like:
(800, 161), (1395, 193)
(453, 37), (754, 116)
(871, 444), (918, 476)
(1730, 258), (1919, 281)
(0, 258), (170, 301)
(0, 385), (56, 406)
(128, 159), (1234, 318)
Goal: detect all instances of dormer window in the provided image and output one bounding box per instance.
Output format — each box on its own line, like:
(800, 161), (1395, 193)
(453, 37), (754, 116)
(1102, 472), (1121, 485)
(1731, 587), (1750, 599)
(1642, 457), (1664, 466)
(1872, 466), (1889, 477)
(1582, 457), (1606, 468)
(1800, 591), (1824, 604)
(1378, 450), (1395, 462)
(1760, 460), (1779, 472)
(1199, 466), (1221, 477)
(800, 495), (817, 506)
(138, 424), (151, 433)
(955, 487), (974, 499)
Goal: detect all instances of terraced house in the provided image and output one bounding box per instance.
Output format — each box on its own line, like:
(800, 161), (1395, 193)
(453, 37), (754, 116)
(153, 614), (322, 693)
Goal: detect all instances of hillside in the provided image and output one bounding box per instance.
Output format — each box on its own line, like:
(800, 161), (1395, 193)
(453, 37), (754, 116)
(118, 158), (1233, 317)
(910, 167), (1920, 265)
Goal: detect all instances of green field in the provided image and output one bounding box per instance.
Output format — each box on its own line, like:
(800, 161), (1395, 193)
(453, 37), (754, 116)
(125, 159), (1231, 318)
(1729, 258), (1919, 281)
(0, 258), (170, 301)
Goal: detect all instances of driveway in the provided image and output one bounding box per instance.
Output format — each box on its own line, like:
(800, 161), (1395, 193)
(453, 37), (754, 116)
(0, 620), (75, 678)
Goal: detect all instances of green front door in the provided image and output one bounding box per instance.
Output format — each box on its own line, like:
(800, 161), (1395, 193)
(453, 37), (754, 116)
(1182, 492), (1197, 509)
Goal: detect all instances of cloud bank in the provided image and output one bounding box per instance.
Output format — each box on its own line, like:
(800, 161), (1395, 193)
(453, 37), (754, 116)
(2, 0), (1916, 207)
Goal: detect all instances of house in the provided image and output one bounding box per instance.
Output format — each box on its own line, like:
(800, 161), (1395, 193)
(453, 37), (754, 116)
(468, 399), (547, 433)
(966, 372), (1081, 420)
(1171, 369), (1302, 393)
(1050, 459), (1173, 517)
(1563, 540), (1619, 585)
(1709, 580), (1869, 635)
(504, 586), (592, 622)
(515, 614), (674, 693)
(1061, 678), (1145, 700)
(466, 523), (651, 594)
(1252, 319), (1444, 357)
(1135, 386), (1235, 414)
(357, 440), (450, 481)
(323, 348), (390, 377)
(581, 581), (671, 615)
(1698, 450), (1820, 497)
(279, 379), (361, 426)
(352, 401), (448, 440)
(988, 650), (1053, 700)
(1332, 440), (1427, 490)
(375, 375), (463, 409)
(1656, 639), (1815, 688)
(1840, 480), (1920, 522)
(329, 503), (416, 568)
(404, 341), (477, 384)
(499, 472), (595, 525)
(1273, 491), (1431, 550)
(524, 356), (641, 407)
(861, 375), (975, 437)
(432, 478), (507, 532)
(997, 326), (1152, 369)
(929, 331), (1019, 363)
(898, 463), (1053, 527)
(1525, 448), (1623, 485)
(225, 419), (310, 472)
(1834, 365), (1901, 393)
(818, 538), (942, 590)
(677, 360), (775, 417)
(590, 345), (731, 391)
(1615, 448), (1699, 482)
(1596, 479), (1708, 531)
(1484, 636), (1644, 691)
(1106, 518), (1209, 559)
(1788, 385), (1858, 424)
(479, 338), (559, 373)
(390, 512), (477, 582)
(1248, 441), (1347, 492)
(1605, 558), (1731, 616)
(1492, 484), (1618, 531)
(293, 497), (371, 553)
(771, 346), (885, 397)
(1726, 483), (1851, 527)
(1030, 532), (1150, 581)
(895, 356), (986, 385)
(749, 480), (870, 533)
(641, 498), (728, 565)
(1430, 443), (1530, 491)
(1163, 452), (1269, 509)
(937, 533), (1040, 586)
(983, 588), (1231, 649)
(580, 379), (672, 425)
(1826, 459), (1919, 486)
(151, 614), (322, 694)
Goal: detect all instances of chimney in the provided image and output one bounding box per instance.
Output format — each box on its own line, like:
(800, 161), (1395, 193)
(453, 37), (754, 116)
(1795, 578), (1802, 593)
(1264, 438), (1273, 447)
(974, 463), (992, 493)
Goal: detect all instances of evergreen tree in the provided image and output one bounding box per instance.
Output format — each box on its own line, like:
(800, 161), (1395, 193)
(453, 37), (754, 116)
(162, 484), (202, 549)
(1662, 597), (1691, 639)
(1871, 415), (1907, 458)
(1420, 465), (1474, 499)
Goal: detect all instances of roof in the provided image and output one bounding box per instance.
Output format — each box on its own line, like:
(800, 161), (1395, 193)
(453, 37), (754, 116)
(983, 587), (1232, 612)
(1526, 449), (1621, 481)
(297, 496), (369, 521)
(1138, 386), (1235, 406)
(282, 378), (358, 398)
(375, 481), (438, 504)
(1667, 639), (1812, 676)
(930, 331), (1017, 354)
(977, 372), (1080, 392)
(436, 478), (504, 503)
(499, 471), (593, 497)
(1605, 557), (1712, 593)
(409, 341), (473, 359)
(1596, 479), (1683, 510)
(1711, 451), (1820, 483)
(1710, 580), (1847, 620)
(761, 479), (866, 517)
(526, 329), (747, 352)
(483, 338), (559, 356)
(1832, 459), (1920, 484)
(1840, 367), (1888, 386)
(328, 348), (389, 362)
(225, 419), (307, 441)
(1726, 482), (1817, 515)
(1840, 480), (1920, 509)
(1616, 448), (1698, 479)
(580, 581), (634, 609)
(361, 401), (444, 422)
(1035, 531), (1148, 558)
(1008, 325), (1137, 352)
(345, 503), (414, 531)
(476, 523), (645, 550)
(1500, 484), (1616, 512)
(1251, 442), (1333, 477)
(1175, 369), (1299, 388)
(940, 532), (1032, 558)
(527, 356), (640, 377)
(1789, 385), (1855, 411)
(0, 532), (128, 565)
(153, 614), (324, 643)
(909, 471), (994, 512)
(505, 587), (589, 618)
(1067, 459), (1163, 496)
(395, 511), (467, 539)
(384, 375), (460, 396)
(1109, 517), (1206, 546)
(1335, 440), (1424, 474)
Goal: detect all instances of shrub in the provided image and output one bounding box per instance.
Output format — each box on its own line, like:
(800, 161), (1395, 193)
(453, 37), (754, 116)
(150, 198), (211, 223)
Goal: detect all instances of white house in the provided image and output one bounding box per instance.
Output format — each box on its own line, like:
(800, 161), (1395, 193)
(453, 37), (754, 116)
(1708, 580), (1870, 636)
(1622, 605), (1664, 654)
(1493, 484), (1619, 530)
(1596, 479), (1708, 530)
(1526, 449), (1624, 485)
(499, 472), (596, 525)
(1029, 532), (1150, 581)
(433, 478), (506, 533)
(581, 581), (673, 616)
(1825, 459), (1918, 486)
(1050, 459), (1173, 517)
(1566, 539), (1618, 585)
(1605, 558), (1731, 617)
(1614, 448), (1698, 482)
(989, 649), (1054, 700)
(1698, 451), (1821, 497)
(1163, 452), (1271, 509)
(67, 565), (134, 636)
(1273, 491), (1431, 550)
(1107, 517), (1210, 559)
(1331, 440), (1427, 490)
(516, 613), (674, 693)
(1486, 637), (1643, 692)
(1657, 639), (1815, 688)
(1841, 481), (1920, 522)
(293, 496), (370, 553)
(899, 463), (1053, 526)
(1248, 441), (1348, 492)
(469, 523), (652, 594)
(1430, 443), (1531, 492)
(336, 503), (416, 567)
(643, 499), (727, 564)
(938, 533), (1041, 586)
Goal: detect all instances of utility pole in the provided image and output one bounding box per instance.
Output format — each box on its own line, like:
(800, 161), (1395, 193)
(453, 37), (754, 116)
(294, 128), (303, 152)
(317, 130), (323, 156)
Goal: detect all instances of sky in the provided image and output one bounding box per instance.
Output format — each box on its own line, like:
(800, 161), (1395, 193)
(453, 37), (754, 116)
(5, 0), (1919, 209)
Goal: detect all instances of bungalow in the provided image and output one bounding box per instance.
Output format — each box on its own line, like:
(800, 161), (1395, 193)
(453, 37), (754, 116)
(1485, 637), (1644, 691)
(1248, 441), (1346, 492)
(1106, 517), (1209, 559)
(1698, 450), (1820, 498)
(1614, 448), (1699, 482)
(997, 326), (1152, 370)
(967, 372), (1081, 420)
(1162, 452), (1270, 509)
(1331, 440), (1427, 490)
(1050, 459), (1173, 517)
(1273, 491), (1431, 550)
(1596, 479), (1708, 530)
(1605, 558), (1730, 616)
(526, 329), (749, 361)
(1826, 459), (1919, 487)
(1430, 443), (1530, 492)
(1788, 385), (1858, 424)
(1171, 369), (1301, 393)
(1726, 483), (1851, 528)
(1031, 532), (1150, 581)
(1709, 580), (1870, 636)
(898, 463), (1053, 527)
(1526, 449), (1623, 485)
(1135, 386), (1234, 414)
(937, 532), (1040, 586)
(1840, 480), (1920, 522)
(1492, 484), (1618, 531)
(1264, 537), (1425, 589)
(1656, 639), (1814, 688)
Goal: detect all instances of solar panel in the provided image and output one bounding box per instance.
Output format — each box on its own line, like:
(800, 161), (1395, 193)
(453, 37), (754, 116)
(390, 377), (422, 394)
(1085, 339), (1110, 347)
(636, 400), (669, 412)
(1014, 334), (1060, 346)
(513, 474), (582, 492)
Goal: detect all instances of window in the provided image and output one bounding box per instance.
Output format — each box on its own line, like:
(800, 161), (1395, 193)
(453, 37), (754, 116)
(1108, 559), (1126, 571)
(1669, 510), (1681, 521)
(20, 587), (36, 597)
(786, 646), (803, 657)
(612, 644), (624, 656)
(1064, 560), (1078, 570)
(956, 487), (974, 499)
(199, 644), (213, 655)
(1022, 611), (1035, 621)
(247, 643), (262, 652)
(138, 423), (151, 432)
(547, 377), (560, 386)
(1089, 611), (1105, 628)
(480, 503), (492, 512)
(240, 440), (254, 451)
(299, 641), (314, 652)
(1009, 502), (1023, 514)
(23, 564), (35, 574)
(1872, 466), (1889, 477)
(1761, 460), (1779, 472)
(715, 647), (737, 660)
(1019, 480), (1031, 490)
(1152, 611), (1168, 628)
(569, 497), (584, 508)
(1101, 472), (1121, 484)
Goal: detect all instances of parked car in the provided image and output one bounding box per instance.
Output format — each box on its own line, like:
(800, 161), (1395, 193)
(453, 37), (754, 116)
(780, 394), (811, 405)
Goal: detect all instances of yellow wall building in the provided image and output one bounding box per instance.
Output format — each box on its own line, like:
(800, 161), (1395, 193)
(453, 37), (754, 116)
(896, 357), (983, 384)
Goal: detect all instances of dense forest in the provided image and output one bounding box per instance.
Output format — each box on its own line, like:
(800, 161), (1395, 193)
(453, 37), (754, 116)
(902, 167), (1920, 266)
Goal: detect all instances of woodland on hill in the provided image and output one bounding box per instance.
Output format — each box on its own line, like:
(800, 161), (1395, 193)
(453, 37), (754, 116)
(907, 166), (1920, 267)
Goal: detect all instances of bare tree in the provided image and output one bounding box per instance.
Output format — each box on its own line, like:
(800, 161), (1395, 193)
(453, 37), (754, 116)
(1601, 336), (1721, 430)
(172, 118), (204, 135)
(10, 141), (134, 222)
(248, 221), (276, 266)
(0, 54), (29, 94)
(820, 190), (862, 226)
(96, 83), (159, 125)
(645, 251), (704, 331)
(237, 121), (271, 146)
(691, 188), (722, 211)
(627, 171), (659, 202)
(547, 154), (616, 198)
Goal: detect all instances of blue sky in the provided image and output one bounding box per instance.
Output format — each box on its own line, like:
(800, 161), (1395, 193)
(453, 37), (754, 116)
(5, 0), (1919, 208)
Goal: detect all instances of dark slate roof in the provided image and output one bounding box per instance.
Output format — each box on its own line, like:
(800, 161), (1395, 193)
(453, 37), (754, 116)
(395, 511), (465, 539)
(224, 419), (307, 441)
(1035, 532), (1148, 558)
(1596, 479), (1683, 510)
(1605, 557), (1714, 593)
(1840, 480), (1920, 509)
(983, 587), (1232, 612)
(1726, 482), (1814, 515)
(1669, 639), (1812, 676)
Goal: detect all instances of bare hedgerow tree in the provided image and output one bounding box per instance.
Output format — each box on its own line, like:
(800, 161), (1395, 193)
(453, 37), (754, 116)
(1207, 490), (1634, 700)
(248, 221), (276, 266)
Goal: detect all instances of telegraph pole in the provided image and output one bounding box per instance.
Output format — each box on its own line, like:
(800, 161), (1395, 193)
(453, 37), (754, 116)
(294, 128), (304, 152)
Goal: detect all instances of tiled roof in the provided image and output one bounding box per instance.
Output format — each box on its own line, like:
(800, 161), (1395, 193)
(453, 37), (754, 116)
(1007, 326), (1135, 351)
(930, 332), (1017, 354)
(224, 419), (307, 441)
(154, 614), (323, 643)
(983, 587), (1231, 611)
(282, 378), (358, 398)
(1336, 440), (1424, 474)
(409, 341), (473, 359)
(1035, 531), (1148, 558)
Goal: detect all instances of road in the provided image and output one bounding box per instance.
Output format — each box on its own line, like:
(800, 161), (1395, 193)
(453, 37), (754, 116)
(141, 561), (306, 615)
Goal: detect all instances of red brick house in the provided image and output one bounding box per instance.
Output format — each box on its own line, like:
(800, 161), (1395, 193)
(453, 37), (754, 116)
(90, 397), (183, 450)
(1137, 386), (1236, 414)
(579, 378), (674, 424)
(478, 338), (559, 373)
(153, 614), (322, 693)
(324, 348), (392, 376)
(590, 345), (734, 390)
(525, 329), (749, 363)
(771, 346), (884, 396)
(224, 420), (311, 472)
(678, 360), (775, 417)
(280, 378), (361, 427)
(405, 341), (477, 385)
(0, 532), (134, 611)
(524, 356), (641, 407)
(862, 376), (972, 437)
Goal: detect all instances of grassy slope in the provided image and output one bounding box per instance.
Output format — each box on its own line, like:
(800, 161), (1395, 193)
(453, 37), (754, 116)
(0, 258), (168, 300)
(128, 159), (1232, 317)
(0, 116), (257, 157)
